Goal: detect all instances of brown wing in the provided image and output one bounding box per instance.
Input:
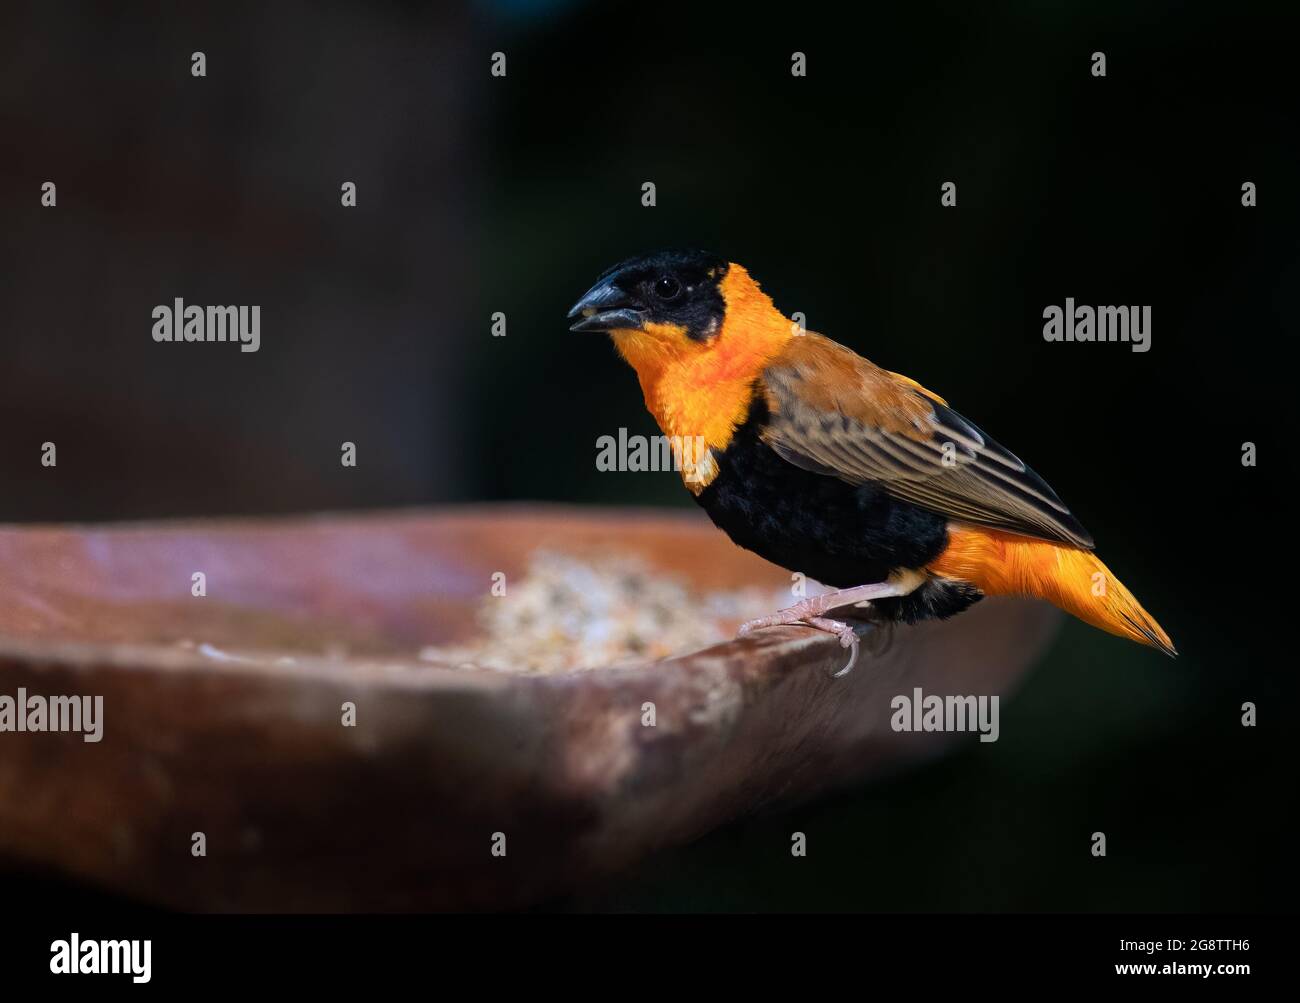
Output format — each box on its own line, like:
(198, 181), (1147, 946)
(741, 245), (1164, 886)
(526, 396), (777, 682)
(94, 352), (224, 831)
(759, 333), (1094, 549)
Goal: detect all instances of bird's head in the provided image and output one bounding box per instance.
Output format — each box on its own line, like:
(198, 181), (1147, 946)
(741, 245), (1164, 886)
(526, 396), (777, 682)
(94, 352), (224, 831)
(568, 250), (792, 376)
(568, 248), (729, 339)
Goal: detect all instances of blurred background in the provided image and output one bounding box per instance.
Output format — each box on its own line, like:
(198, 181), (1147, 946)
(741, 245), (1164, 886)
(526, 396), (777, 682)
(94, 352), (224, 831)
(1, 0), (1294, 911)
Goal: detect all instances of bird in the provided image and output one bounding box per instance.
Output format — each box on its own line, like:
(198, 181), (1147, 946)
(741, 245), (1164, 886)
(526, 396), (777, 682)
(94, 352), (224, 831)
(568, 250), (1175, 675)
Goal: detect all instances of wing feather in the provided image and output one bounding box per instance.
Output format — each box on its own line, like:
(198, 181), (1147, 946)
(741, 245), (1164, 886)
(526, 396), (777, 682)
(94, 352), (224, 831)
(760, 334), (1094, 549)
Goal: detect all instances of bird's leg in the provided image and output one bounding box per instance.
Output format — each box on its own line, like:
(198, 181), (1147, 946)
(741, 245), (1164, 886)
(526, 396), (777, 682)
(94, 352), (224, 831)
(736, 580), (910, 635)
(737, 575), (922, 677)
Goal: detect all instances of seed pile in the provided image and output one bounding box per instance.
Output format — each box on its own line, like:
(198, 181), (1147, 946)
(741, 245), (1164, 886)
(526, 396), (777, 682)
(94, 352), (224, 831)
(420, 551), (789, 674)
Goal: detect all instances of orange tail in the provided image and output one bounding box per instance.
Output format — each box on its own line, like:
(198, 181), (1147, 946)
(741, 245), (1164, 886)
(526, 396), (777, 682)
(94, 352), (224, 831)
(928, 524), (1176, 657)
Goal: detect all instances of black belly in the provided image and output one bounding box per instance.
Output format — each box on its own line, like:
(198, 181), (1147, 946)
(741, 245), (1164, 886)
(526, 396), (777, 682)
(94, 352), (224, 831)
(694, 400), (982, 624)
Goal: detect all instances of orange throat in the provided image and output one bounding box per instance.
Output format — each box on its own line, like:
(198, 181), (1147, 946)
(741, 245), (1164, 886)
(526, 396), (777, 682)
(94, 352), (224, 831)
(610, 264), (794, 454)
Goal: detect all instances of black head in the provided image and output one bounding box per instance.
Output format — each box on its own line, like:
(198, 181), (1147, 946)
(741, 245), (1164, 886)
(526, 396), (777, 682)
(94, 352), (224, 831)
(567, 249), (729, 341)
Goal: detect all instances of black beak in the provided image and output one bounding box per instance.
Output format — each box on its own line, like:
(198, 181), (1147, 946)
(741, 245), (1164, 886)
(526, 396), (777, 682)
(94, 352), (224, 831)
(567, 276), (646, 333)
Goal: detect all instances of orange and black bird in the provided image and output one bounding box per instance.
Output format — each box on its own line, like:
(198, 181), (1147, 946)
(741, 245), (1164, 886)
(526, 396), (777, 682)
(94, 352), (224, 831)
(569, 250), (1175, 674)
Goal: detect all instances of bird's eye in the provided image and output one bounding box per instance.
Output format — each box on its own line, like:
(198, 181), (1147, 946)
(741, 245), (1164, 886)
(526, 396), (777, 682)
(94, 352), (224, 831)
(653, 274), (682, 301)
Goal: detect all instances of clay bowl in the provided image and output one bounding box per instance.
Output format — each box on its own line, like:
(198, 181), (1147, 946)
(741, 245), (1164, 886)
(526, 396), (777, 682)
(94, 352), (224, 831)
(0, 505), (1060, 911)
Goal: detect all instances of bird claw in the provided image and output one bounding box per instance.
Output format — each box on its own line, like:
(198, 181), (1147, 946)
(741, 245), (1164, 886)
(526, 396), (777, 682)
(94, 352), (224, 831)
(735, 583), (912, 677)
(736, 609), (862, 677)
(806, 616), (859, 677)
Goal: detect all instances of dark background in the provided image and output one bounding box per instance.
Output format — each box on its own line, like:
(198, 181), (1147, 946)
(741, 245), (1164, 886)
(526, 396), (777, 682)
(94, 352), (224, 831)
(1, 0), (1294, 911)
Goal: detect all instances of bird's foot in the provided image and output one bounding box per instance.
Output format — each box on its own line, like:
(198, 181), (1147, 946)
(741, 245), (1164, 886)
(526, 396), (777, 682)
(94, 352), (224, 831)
(736, 597), (838, 637)
(743, 608), (863, 675)
(805, 616), (861, 677)
(737, 581), (909, 677)
(737, 606), (862, 676)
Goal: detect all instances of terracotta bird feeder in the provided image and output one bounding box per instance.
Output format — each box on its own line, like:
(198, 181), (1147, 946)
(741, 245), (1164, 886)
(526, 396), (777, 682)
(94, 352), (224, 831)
(0, 506), (1060, 910)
